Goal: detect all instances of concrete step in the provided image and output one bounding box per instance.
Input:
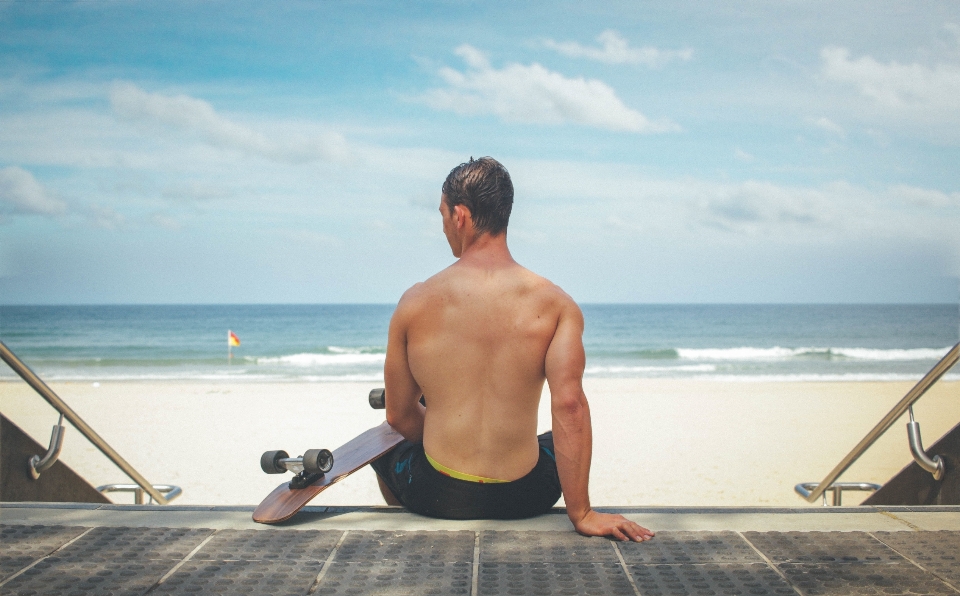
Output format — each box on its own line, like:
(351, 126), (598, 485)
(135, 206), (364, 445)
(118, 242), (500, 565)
(2, 503), (959, 595)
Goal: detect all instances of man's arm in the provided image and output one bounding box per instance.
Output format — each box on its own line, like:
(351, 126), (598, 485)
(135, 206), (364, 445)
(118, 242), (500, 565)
(384, 288), (426, 442)
(545, 300), (655, 542)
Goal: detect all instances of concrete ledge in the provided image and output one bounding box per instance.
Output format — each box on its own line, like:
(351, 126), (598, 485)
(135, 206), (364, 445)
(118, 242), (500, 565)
(3, 502), (957, 532)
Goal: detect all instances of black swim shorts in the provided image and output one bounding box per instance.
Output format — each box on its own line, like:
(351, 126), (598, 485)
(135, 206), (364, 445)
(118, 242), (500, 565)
(371, 432), (562, 520)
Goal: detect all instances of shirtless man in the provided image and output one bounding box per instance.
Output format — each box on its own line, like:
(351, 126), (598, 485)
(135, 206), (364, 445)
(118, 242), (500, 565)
(371, 157), (654, 541)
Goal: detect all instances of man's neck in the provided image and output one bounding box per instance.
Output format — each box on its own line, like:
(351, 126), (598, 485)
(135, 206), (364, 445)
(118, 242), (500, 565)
(456, 232), (515, 268)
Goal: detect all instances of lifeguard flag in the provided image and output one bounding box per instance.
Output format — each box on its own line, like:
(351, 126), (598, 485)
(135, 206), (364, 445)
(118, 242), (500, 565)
(228, 330), (241, 347)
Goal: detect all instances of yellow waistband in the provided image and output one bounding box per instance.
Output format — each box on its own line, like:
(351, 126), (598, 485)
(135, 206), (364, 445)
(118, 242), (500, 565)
(425, 453), (509, 483)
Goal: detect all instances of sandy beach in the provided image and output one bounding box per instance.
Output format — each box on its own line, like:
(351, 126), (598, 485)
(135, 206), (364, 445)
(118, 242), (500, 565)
(2, 379), (957, 508)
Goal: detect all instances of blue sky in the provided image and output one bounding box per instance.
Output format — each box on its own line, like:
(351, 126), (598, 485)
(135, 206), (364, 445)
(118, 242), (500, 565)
(1, 1), (958, 304)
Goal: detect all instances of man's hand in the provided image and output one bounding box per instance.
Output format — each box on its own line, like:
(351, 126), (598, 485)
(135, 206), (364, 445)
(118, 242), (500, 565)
(572, 510), (655, 542)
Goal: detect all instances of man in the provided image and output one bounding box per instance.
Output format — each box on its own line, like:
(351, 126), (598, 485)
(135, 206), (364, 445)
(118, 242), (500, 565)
(372, 157), (654, 541)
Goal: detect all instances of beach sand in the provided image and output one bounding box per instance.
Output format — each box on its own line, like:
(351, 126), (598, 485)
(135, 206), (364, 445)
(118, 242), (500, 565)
(2, 379), (957, 508)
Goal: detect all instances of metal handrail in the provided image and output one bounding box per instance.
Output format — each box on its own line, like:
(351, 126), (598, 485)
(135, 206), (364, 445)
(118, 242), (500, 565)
(795, 482), (882, 506)
(0, 340), (171, 505)
(97, 484), (182, 505)
(906, 406), (945, 480)
(799, 341), (959, 504)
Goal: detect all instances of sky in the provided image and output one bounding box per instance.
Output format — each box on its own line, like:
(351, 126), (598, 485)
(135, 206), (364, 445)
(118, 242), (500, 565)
(1, 1), (959, 304)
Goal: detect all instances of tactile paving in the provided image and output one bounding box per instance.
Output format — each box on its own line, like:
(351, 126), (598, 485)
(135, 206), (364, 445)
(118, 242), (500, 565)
(336, 530), (474, 562)
(743, 531), (903, 564)
(316, 560), (472, 595)
(779, 562), (956, 595)
(617, 531), (762, 564)
(478, 561), (635, 596)
(192, 529), (341, 562)
(874, 531), (960, 587)
(0, 526), (213, 596)
(481, 530), (617, 563)
(2, 555), (176, 596)
(0, 524), (88, 581)
(60, 525), (214, 560)
(154, 559), (322, 595)
(627, 562), (796, 596)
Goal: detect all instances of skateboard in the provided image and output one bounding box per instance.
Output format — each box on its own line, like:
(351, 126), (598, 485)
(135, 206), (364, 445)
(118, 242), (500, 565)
(252, 388), (402, 524)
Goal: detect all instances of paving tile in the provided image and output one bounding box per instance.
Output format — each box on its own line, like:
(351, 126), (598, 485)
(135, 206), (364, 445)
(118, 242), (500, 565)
(316, 560), (472, 595)
(627, 562), (796, 596)
(780, 562), (956, 595)
(336, 530), (474, 563)
(59, 525), (214, 561)
(155, 559), (321, 595)
(480, 530), (617, 563)
(0, 525), (215, 596)
(191, 529), (340, 562)
(2, 554), (175, 596)
(617, 531), (762, 564)
(478, 561), (634, 596)
(743, 531), (903, 564)
(0, 524), (87, 581)
(874, 531), (960, 587)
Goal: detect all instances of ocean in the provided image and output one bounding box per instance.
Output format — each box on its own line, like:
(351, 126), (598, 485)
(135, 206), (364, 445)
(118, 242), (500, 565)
(1, 304), (957, 383)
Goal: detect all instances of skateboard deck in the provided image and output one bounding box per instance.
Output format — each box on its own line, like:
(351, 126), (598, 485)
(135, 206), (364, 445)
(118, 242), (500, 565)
(253, 421), (404, 524)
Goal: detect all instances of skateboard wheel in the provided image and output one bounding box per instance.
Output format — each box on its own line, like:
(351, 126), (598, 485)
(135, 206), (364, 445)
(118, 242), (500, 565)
(261, 450), (289, 474)
(369, 388), (385, 409)
(303, 448), (334, 474)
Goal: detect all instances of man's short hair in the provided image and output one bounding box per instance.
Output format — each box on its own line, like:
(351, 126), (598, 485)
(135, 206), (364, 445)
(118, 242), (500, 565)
(442, 157), (513, 236)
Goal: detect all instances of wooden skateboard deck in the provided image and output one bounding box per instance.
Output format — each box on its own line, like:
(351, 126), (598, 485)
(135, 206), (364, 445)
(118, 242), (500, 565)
(253, 421), (404, 524)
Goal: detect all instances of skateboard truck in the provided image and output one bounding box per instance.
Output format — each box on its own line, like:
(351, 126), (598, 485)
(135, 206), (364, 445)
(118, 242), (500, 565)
(369, 388), (425, 409)
(369, 388), (386, 409)
(260, 448), (334, 490)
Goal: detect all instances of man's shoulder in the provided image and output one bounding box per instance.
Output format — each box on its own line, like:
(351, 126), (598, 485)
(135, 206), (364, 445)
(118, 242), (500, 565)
(396, 281), (430, 310)
(394, 274), (449, 315)
(518, 268), (579, 310)
(397, 263), (579, 313)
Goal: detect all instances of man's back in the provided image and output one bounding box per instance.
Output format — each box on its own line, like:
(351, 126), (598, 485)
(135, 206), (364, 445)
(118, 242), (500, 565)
(376, 156), (652, 541)
(401, 259), (568, 481)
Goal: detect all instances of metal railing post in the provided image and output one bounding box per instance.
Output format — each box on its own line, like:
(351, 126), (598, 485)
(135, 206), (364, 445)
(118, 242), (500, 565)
(799, 341), (959, 504)
(0, 340), (170, 505)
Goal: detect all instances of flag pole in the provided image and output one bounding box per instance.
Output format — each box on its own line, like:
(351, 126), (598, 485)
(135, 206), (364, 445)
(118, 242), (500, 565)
(228, 329), (232, 364)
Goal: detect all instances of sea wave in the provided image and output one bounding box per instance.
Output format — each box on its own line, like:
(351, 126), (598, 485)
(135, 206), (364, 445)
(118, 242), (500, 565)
(584, 364), (717, 374)
(327, 346), (385, 354)
(702, 373), (960, 383)
(256, 352), (386, 366)
(676, 346), (952, 361)
(3, 371), (954, 383)
(0, 370), (385, 382)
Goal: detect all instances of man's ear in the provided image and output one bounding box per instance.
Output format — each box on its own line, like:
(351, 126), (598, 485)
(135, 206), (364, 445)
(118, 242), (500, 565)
(453, 204), (471, 229)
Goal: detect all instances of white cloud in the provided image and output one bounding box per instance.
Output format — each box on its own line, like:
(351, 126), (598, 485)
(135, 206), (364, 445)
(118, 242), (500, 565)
(161, 181), (232, 202)
(150, 213), (182, 230)
(422, 45), (678, 133)
(109, 82), (349, 163)
(544, 30), (693, 67)
(810, 116), (846, 138)
(281, 229), (343, 248)
(734, 148), (755, 162)
(87, 205), (126, 229)
(606, 215), (644, 233)
(700, 180), (828, 233)
(944, 22), (960, 44)
(887, 185), (960, 208)
(512, 160), (959, 248)
(821, 46), (960, 115)
(0, 166), (67, 217)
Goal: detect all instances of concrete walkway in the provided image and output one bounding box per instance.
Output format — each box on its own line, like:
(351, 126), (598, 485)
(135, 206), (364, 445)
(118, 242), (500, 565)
(2, 503), (959, 595)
